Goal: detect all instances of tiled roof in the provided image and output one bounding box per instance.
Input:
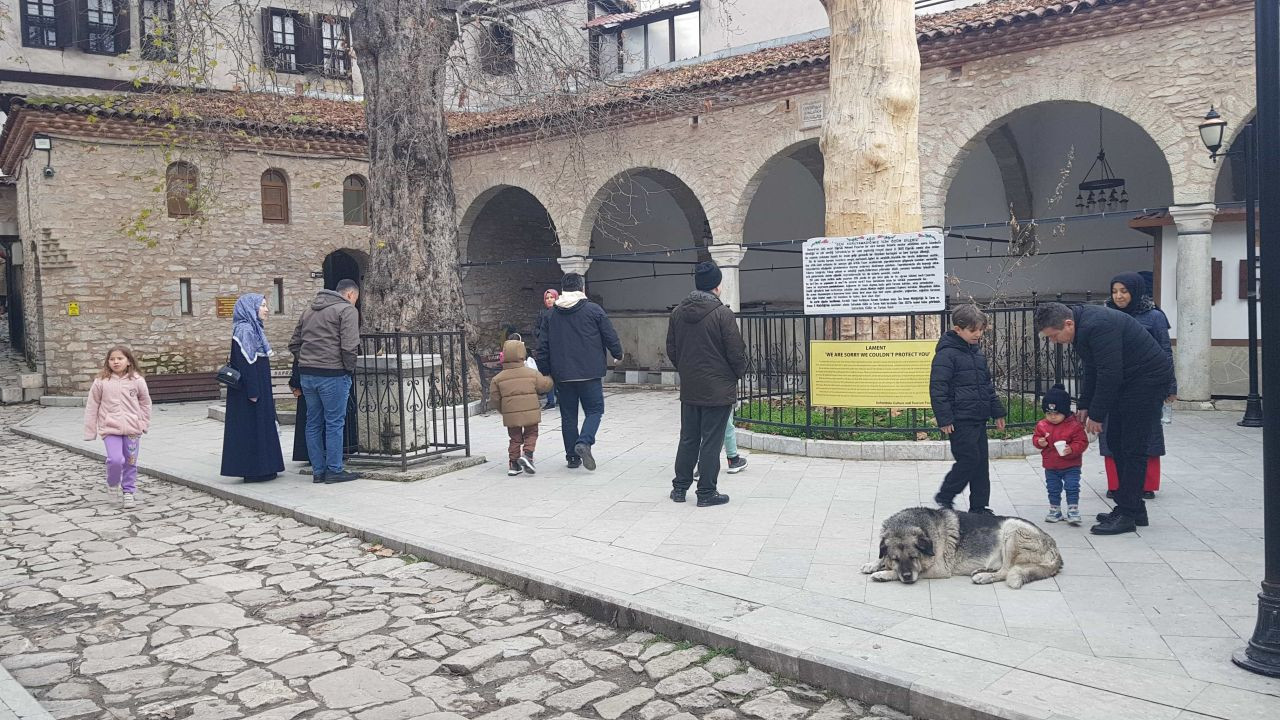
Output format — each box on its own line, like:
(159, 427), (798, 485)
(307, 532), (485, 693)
(584, 1), (698, 29)
(2, 1), (1228, 144)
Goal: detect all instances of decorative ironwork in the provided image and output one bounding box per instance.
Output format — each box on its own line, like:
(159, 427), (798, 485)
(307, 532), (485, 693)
(1076, 110), (1130, 212)
(349, 330), (471, 470)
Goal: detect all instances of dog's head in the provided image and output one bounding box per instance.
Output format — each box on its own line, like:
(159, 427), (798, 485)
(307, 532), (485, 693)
(878, 530), (935, 584)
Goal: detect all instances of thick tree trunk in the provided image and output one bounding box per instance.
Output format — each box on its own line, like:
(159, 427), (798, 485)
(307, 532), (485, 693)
(351, 2), (467, 334)
(819, 0), (922, 236)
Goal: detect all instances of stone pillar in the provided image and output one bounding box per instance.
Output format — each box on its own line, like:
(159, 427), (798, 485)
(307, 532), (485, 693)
(1168, 203), (1217, 402)
(557, 256), (592, 278)
(707, 244), (748, 312)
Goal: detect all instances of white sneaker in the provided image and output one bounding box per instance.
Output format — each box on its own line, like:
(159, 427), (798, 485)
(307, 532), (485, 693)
(122, 493), (136, 508)
(1044, 507), (1063, 523)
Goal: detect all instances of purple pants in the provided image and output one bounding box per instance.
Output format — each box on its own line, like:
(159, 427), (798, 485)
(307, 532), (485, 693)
(103, 435), (139, 494)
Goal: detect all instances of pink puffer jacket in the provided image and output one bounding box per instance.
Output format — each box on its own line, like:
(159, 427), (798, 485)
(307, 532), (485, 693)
(83, 374), (152, 439)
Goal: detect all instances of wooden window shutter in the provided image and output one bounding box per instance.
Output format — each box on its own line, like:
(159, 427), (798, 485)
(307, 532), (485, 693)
(73, 0), (89, 48)
(261, 7), (275, 68)
(1211, 258), (1222, 304)
(114, 0), (131, 53)
(55, 0), (77, 48)
(166, 162), (197, 218)
(1240, 259), (1250, 300)
(297, 13), (321, 72)
(343, 175), (367, 225)
(261, 170), (289, 224)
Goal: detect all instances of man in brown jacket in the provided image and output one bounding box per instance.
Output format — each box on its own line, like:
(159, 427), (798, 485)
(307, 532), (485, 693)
(666, 262), (747, 507)
(490, 338), (554, 475)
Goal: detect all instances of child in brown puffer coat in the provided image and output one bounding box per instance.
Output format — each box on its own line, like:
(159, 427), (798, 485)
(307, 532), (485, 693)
(490, 338), (554, 475)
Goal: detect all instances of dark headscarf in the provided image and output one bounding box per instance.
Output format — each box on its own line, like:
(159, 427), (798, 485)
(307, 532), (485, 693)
(1106, 272), (1154, 315)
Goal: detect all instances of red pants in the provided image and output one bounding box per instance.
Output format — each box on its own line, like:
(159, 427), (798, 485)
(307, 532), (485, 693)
(508, 425), (539, 462)
(1104, 456), (1160, 492)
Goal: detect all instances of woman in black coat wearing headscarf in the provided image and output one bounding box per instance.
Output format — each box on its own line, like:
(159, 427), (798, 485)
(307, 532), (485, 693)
(220, 293), (285, 482)
(1098, 272), (1177, 499)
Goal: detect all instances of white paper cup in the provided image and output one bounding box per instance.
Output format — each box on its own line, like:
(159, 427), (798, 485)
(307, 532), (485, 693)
(1054, 440), (1068, 456)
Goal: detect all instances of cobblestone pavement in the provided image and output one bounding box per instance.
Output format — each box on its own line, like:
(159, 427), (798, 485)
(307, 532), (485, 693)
(0, 407), (911, 720)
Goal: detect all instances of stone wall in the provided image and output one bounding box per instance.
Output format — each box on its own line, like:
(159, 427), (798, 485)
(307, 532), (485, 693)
(16, 140), (370, 393)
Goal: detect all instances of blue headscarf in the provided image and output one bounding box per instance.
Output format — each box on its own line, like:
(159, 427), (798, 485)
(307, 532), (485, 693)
(231, 293), (272, 364)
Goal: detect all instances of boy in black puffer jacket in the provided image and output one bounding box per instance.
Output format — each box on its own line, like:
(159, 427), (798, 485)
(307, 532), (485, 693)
(930, 304), (1007, 514)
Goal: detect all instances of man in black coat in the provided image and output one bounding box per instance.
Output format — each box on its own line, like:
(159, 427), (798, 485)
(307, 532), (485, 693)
(536, 273), (623, 471)
(1036, 302), (1173, 534)
(666, 262), (747, 508)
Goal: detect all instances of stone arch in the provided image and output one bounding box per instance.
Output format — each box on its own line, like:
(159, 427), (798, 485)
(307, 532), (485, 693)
(729, 136), (824, 240)
(457, 183), (561, 264)
(456, 185), (562, 342)
(923, 91), (1186, 227)
(574, 159), (720, 252)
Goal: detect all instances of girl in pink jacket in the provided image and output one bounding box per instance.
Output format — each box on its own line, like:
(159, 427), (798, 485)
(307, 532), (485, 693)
(83, 346), (152, 507)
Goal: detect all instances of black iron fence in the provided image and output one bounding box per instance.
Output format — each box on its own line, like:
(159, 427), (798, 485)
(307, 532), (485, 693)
(348, 331), (471, 469)
(737, 305), (1084, 439)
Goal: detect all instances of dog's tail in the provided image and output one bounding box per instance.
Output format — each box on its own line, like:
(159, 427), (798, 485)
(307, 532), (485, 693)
(1006, 525), (1064, 589)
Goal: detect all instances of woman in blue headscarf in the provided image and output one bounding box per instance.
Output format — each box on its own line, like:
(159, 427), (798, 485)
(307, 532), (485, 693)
(220, 293), (285, 482)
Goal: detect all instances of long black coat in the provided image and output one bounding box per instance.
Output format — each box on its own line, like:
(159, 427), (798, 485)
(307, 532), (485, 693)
(1072, 304), (1172, 426)
(929, 331), (1006, 427)
(220, 343), (284, 478)
(1097, 303), (1175, 457)
(665, 292), (747, 407)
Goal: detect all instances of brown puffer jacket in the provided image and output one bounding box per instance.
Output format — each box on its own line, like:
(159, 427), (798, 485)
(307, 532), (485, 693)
(490, 339), (554, 428)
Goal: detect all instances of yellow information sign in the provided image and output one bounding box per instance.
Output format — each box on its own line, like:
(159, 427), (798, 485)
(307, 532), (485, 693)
(67, 302), (79, 317)
(810, 340), (936, 408)
(216, 296), (238, 318)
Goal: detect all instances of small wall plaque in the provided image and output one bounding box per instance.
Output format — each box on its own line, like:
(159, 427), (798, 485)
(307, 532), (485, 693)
(216, 296), (237, 318)
(800, 100), (825, 130)
(67, 302), (79, 316)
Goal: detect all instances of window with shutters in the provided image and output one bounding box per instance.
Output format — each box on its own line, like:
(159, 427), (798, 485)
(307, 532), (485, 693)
(82, 0), (127, 55)
(481, 23), (516, 76)
(342, 175), (368, 226)
(261, 169), (290, 224)
(22, 0), (60, 49)
(141, 0), (176, 61)
(319, 15), (351, 78)
(265, 8), (306, 74)
(166, 162), (198, 218)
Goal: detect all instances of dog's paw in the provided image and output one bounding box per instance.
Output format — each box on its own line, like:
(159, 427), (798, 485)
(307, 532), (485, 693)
(860, 561), (881, 575)
(1005, 570), (1025, 589)
(970, 568), (998, 577)
(971, 572), (997, 585)
(870, 571), (897, 583)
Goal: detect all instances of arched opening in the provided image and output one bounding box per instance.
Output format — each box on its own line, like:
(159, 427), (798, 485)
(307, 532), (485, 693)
(261, 169), (290, 224)
(342, 174), (369, 226)
(738, 140), (825, 309)
(166, 161), (198, 218)
(458, 186), (561, 346)
(942, 102), (1174, 302)
(322, 248), (368, 314)
(583, 168), (711, 369)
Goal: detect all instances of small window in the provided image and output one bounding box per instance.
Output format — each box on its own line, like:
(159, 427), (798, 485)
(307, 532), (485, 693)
(166, 161), (198, 218)
(343, 175), (368, 226)
(482, 23), (516, 76)
(319, 15), (351, 78)
(646, 19), (671, 67)
(621, 26), (644, 73)
(261, 169), (290, 224)
(82, 0), (128, 55)
(141, 0), (176, 61)
(179, 278), (192, 316)
(264, 8), (304, 74)
(673, 12), (699, 61)
(22, 0), (60, 49)
(273, 278), (285, 314)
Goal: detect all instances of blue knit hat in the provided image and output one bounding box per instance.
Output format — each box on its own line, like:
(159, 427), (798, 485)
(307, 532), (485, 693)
(1042, 384), (1071, 414)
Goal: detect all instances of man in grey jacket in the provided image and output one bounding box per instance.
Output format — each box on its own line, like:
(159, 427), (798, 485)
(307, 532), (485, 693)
(289, 279), (361, 484)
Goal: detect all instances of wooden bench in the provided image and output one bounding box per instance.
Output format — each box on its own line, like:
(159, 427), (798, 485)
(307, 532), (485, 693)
(147, 372), (222, 404)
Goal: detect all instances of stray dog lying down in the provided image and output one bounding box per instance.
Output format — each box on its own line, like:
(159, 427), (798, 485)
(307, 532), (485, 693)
(860, 507), (1062, 589)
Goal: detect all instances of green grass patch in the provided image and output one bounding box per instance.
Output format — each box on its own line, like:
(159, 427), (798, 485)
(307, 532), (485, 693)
(736, 395), (1040, 441)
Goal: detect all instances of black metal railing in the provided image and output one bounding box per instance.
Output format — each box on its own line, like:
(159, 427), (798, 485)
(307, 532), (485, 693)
(736, 304), (1084, 439)
(349, 331), (471, 469)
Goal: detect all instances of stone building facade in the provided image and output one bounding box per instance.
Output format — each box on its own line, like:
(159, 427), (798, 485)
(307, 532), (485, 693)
(0, 97), (369, 393)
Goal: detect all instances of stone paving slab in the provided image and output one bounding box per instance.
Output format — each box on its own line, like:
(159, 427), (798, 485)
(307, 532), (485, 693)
(11, 392), (1280, 720)
(0, 663), (53, 720)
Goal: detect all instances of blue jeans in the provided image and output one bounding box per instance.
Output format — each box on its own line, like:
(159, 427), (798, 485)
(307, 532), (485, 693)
(723, 415), (738, 458)
(1045, 466), (1082, 506)
(556, 379), (604, 458)
(302, 374), (352, 475)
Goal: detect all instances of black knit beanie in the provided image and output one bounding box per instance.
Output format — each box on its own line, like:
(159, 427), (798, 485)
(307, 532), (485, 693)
(1042, 384), (1072, 414)
(694, 261), (722, 292)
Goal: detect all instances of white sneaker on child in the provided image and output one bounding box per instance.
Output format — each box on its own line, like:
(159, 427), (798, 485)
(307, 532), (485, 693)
(1066, 507), (1082, 526)
(122, 493), (136, 508)
(1044, 507), (1063, 523)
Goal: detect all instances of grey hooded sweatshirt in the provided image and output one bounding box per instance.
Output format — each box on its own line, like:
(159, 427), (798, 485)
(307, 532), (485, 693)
(288, 290), (360, 375)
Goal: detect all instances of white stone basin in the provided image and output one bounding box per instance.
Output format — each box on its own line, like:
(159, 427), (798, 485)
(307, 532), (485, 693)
(355, 354), (442, 373)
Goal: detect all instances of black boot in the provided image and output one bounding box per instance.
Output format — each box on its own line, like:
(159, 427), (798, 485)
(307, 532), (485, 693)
(1091, 513), (1138, 535)
(1095, 510), (1149, 527)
